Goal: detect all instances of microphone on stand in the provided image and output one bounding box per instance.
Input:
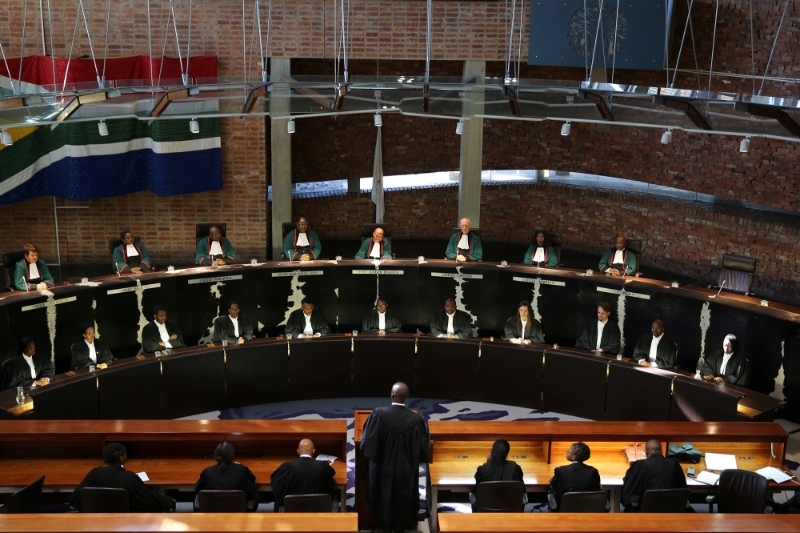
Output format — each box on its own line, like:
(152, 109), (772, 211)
(709, 279), (726, 298)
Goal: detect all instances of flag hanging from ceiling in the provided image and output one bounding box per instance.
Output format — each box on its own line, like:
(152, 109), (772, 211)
(371, 128), (385, 223)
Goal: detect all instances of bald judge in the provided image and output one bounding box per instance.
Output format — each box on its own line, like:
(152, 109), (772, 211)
(446, 218), (483, 262)
(356, 227), (392, 260)
(599, 235), (636, 276)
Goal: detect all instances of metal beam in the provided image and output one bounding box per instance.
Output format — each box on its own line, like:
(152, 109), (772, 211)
(148, 86), (199, 118)
(578, 90), (614, 121)
(653, 96), (714, 131)
(735, 101), (800, 138)
(241, 83), (272, 115)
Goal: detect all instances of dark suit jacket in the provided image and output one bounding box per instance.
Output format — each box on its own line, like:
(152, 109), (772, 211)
(141, 320), (186, 354)
(212, 315), (255, 343)
(195, 462), (258, 512)
(430, 309), (472, 338)
(270, 457), (337, 508)
(69, 464), (174, 512)
(575, 319), (621, 354)
(362, 309), (402, 333)
(71, 338), (115, 369)
(1, 353), (55, 390)
(549, 462), (602, 510)
(632, 334), (677, 368)
(621, 453), (687, 511)
(474, 460), (524, 485)
(701, 349), (748, 386)
(503, 316), (544, 343)
(285, 309), (331, 337)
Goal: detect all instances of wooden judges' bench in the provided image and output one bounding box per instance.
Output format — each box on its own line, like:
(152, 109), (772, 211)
(427, 420), (789, 531)
(0, 420), (348, 507)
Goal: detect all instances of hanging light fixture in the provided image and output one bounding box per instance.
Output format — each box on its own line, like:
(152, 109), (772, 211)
(98, 120), (109, 137)
(374, 114), (382, 127)
(287, 118), (296, 134)
(455, 120), (464, 135)
(660, 130), (672, 145)
(739, 137), (750, 153)
(561, 122), (571, 136)
(189, 118), (200, 134)
(0, 130), (12, 146)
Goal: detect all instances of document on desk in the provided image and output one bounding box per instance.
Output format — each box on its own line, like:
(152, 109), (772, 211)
(704, 452), (737, 471)
(756, 466), (792, 483)
(695, 471), (720, 485)
(316, 454), (337, 465)
(137, 472), (150, 482)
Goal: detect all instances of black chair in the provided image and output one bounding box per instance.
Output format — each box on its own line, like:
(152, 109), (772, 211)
(717, 254), (757, 295)
(196, 223), (227, 242)
(553, 490), (609, 513)
(2, 250), (26, 290)
(360, 223), (392, 240)
(474, 481), (525, 513)
(108, 236), (141, 273)
(79, 487), (130, 512)
(707, 469), (769, 513)
(640, 488), (689, 512)
(283, 493), (333, 513)
(0, 475), (44, 513)
(196, 490), (247, 512)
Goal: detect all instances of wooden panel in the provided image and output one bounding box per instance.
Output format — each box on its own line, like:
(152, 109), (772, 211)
(352, 336), (416, 396)
(604, 362), (672, 421)
(289, 338), (352, 400)
(417, 338), (480, 400)
(225, 341), (289, 408)
(479, 343), (543, 409)
(161, 347), (226, 419)
(542, 349), (607, 419)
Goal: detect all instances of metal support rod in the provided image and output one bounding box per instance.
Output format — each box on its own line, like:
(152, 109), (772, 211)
(611, 0), (620, 83)
(47, 0), (55, 87)
(17, 0), (29, 94)
(169, 0), (185, 82)
(759, 0), (791, 96)
(147, 0), (153, 87)
(707, 0), (720, 94)
(671, 0), (694, 89)
(102, 0), (112, 87)
(63, 6), (82, 91)
(749, 0), (755, 95)
(588, 1), (603, 81)
(425, 0), (432, 83)
(186, 0), (194, 84)
(78, 0), (102, 87)
(39, 0), (46, 57)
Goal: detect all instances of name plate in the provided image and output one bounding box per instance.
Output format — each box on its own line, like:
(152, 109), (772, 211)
(272, 270), (324, 277)
(188, 275), (243, 284)
(352, 269), (404, 275)
(431, 272), (484, 280)
(597, 286), (651, 300)
(107, 283), (161, 295)
(22, 296), (77, 312)
(512, 276), (566, 286)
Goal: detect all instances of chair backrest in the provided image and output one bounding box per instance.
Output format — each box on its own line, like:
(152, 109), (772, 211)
(640, 488), (689, 513)
(2, 250), (26, 288)
(718, 254), (757, 295)
(79, 487), (130, 513)
(717, 469), (768, 513)
(196, 223), (227, 241)
(451, 227), (482, 237)
(282, 222), (297, 238)
(196, 490), (247, 513)
(283, 493), (332, 513)
(360, 223), (392, 241)
(558, 491), (608, 513)
(0, 475), (44, 514)
(474, 481), (525, 513)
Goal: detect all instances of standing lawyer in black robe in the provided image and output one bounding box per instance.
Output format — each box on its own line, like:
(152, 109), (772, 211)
(548, 442), (602, 511)
(141, 305), (186, 354)
(208, 301), (255, 346)
(632, 319), (677, 368)
(1, 338), (54, 390)
(575, 302), (621, 355)
(270, 438), (338, 510)
(284, 297), (332, 338)
(195, 442), (259, 512)
(362, 299), (402, 334)
(361, 382), (429, 533)
(620, 439), (687, 512)
(701, 334), (748, 386)
(430, 298), (472, 338)
(71, 324), (115, 370)
(69, 443), (175, 512)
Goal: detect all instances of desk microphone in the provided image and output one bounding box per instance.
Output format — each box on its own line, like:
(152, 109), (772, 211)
(708, 279), (726, 298)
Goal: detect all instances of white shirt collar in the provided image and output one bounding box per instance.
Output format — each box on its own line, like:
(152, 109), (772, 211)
(370, 242), (381, 258)
(125, 244), (139, 256)
(457, 233), (469, 248)
(209, 240), (223, 256)
(391, 402), (406, 406)
(23, 354), (36, 379)
(299, 454), (313, 459)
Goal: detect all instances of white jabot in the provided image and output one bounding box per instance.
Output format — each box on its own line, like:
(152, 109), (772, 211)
(23, 354), (36, 379)
(86, 340), (97, 363)
(649, 334), (663, 364)
(304, 313), (314, 335)
(457, 233), (470, 249)
(720, 353), (733, 374)
(370, 242), (381, 258)
(596, 320), (607, 350)
(209, 241), (223, 256)
(28, 262), (40, 279)
(378, 311), (386, 331)
(155, 320), (173, 348)
(230, 316), (239, 338)
(532, 247), (545, 263)
(520, 318), (528, 340)
(447, 312), (455, 334)
(612, 249), (625, 264)
(296, 232), (310, 247)
(125, 244), (139, 257)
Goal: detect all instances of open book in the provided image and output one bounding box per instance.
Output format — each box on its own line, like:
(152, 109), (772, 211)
(623, 444), (647, 464)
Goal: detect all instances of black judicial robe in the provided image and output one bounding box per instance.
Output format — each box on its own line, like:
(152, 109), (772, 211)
(549, 462), (602, 511)
(195, 462), (259, 512)
(574, 320), (621, 354)
(429, 309), (472, 338)
(141, 320), (186, 354)
(360, 405), (430, 528)
(71, 339), (115, 370)
(270, 457), (337, 508)
(632, 334), (677, 368)
(474, 460), (524, 485)
(361, 309), (402, 334)
(502, 316), (545, 343)
(69, 464), (174, 512)
(620, 453), (686, 511)
(284, 309), (331, 337)
(701, 349), (748, 386)
(211, 315), (255, 343)
(1, 353), (55, 390)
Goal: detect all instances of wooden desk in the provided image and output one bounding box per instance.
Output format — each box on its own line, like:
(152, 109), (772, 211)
(438, 513), (800, 533)
(0, 514), (357, 533)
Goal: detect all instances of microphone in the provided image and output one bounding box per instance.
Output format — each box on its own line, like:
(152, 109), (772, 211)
(709, 279), (726, 298)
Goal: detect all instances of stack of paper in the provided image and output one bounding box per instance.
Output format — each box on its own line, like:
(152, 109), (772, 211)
(316, 454), (337, 464)
(704, 452), (738, 471)
(756, 466), (793, 484)
(695, 471), (720, 485)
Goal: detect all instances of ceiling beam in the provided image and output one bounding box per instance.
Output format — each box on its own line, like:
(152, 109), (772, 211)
(578, 90), (614, 121)
(734, 102), (800, 138)
(653, 96), (713, 130)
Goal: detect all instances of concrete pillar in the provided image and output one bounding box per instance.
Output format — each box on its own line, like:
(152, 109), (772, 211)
(458, 60), (485, 227)
(270, 58), (292, 260)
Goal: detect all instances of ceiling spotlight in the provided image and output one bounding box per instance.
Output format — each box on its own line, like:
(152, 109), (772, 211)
(98, 120), (108, 137)
(660, 129), (672, 145)
(456, 120), (464, 135)
(740, 137), (750, 153)
(1, 130), (12, 146)
(287, 118), (295, 134)
(374, 114), (382, 127)
(189, 118), (200, 134)
(561, 122), (571, 136)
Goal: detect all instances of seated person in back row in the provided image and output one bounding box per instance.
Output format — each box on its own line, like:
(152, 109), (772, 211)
(71, 324), (115, 370)
(620, 439), (686, 512)
(113, 230), (152, 274)
(196, 226), (236, 266)
(1, 337), (54, 391)
(599, 235), (636, 276)
(632, 319), (677, 368)
(548, 441), (601, 511)
(356, 227), (392, 260)
(503, 300), (544, 344)
(141, 305), (186, 354)
(285, 297), (331, 338)
(446, 218), (483, 262)
(284, 217), (322, 261)
(575, 302), (621, 355)
(430, 298), (472, 339)
(470, 439), (525, 510)
(270, 438), (338, 511)
(195, 442), (258, 512)
(701, 334), (748, 386)
(362, 299), (402, 334)
(523, 231), (558, 267)
(208, 301), (254, 347)
(14, 244), (55, 291)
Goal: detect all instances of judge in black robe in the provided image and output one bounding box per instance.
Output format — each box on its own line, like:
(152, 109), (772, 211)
(284, 298), (331, 338)
(502, 300), (544, 344)
(71, 324), (115, 370)
(141, 306), (186, 354)
(362, 299), (402, 334)
(632, 320), (677, 368)
(701, 334), (748, 386)
(548, 442), (602, 511)
(430, 298), (472, 338)
(195, 442), (259, 512)
(574, 302), (621, 355)
(209, 301), (254, 346)
(620, 439), (686, 512)
(270, 438), (338, 510)
(69, 443), (175, 512)
(1, 338), (55, 390)
(360, 383), (429, 532)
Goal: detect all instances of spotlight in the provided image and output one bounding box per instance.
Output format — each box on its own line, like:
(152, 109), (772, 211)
(374, 114), (382, 127)
(1, 130), (12, 146)
(456, 120), (464, 135)
(739, 137), (750, 153)
(189, 118), (200, 134)
(561, 122), (571, 136)
(287, 118), (295, 134)
(660, 130), (672, 145)
(98, 120), (108, 137)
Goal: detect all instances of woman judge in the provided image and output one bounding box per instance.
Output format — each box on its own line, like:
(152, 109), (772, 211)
(523, 231), (558, 268)
(503, 300), (544, 344)
(14, 244), (55, 291)
(113, 230), (152, 274)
